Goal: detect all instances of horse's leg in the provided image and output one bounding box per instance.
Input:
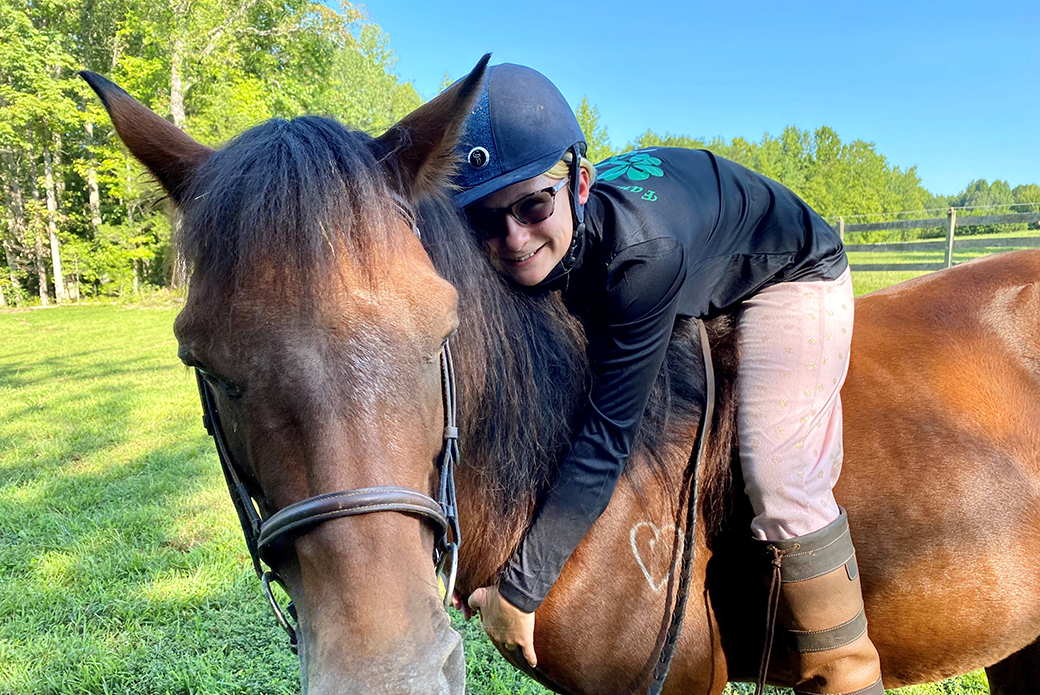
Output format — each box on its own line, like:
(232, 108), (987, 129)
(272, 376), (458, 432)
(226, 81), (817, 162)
(985, 636), (1040, 695)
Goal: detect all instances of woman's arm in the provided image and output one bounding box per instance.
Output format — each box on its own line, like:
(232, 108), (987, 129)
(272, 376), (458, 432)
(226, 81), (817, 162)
(498, 237), (687, 612)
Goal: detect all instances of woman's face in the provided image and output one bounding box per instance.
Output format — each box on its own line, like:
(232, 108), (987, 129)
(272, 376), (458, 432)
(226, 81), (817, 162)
(472, 168), (590, 287)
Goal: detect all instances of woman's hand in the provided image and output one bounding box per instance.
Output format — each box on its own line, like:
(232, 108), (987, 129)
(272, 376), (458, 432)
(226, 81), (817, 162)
(467, 585), (537, 668)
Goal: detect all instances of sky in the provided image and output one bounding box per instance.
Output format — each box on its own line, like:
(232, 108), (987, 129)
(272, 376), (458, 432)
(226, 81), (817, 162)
(354, 0), (1038, 198)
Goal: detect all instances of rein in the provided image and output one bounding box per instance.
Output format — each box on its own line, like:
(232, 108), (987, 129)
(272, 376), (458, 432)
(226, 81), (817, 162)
(646, 318), (715, 695)
(194, 341), (462, 654)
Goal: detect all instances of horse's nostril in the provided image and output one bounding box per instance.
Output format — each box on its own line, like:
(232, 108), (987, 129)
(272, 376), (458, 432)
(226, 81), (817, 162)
(439, 627), (467, 695)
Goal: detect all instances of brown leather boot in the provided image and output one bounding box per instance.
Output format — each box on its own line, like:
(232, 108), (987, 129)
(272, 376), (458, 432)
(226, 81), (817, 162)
(760, 508), (884, 695)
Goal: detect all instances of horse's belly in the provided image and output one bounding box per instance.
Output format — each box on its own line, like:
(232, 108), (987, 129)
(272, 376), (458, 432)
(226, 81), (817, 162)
(837, 431), (1040, 686)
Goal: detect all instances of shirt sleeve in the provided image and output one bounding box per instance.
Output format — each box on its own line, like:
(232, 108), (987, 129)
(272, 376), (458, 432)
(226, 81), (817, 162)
(498, 238), (686, 612)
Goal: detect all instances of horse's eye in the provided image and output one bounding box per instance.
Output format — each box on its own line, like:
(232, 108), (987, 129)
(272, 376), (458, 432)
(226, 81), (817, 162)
(424, 337), (452, 365)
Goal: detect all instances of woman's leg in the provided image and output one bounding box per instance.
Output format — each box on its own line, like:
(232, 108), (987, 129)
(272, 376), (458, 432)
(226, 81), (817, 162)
(735, 268), (883, 695)
(735, 267), (854, 541)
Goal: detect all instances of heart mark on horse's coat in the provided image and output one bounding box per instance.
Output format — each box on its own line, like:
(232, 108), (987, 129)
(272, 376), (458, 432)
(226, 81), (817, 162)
(630, 521), (682, 592)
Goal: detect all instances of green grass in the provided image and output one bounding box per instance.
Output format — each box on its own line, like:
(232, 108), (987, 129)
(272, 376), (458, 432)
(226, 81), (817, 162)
(848, 231), (1040, 296)
(0, 291), (997, 694)
(0, 305), (298, 694)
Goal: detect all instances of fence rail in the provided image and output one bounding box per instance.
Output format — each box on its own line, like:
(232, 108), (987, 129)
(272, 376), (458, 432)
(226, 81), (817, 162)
(838, 210), (1040, 272)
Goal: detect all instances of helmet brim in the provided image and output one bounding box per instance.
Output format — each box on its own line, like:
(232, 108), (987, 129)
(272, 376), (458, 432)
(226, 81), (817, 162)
(454, 147), (568, 209)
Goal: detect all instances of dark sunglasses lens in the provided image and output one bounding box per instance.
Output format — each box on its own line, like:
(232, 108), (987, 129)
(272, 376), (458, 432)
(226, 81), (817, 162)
(512, 191), (555, 225)
(466, 207), (505, 241)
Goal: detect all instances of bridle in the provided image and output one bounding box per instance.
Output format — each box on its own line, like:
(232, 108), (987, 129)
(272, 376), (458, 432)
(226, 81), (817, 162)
(194, 332), (461, 655)
(192, 198), (460, 653)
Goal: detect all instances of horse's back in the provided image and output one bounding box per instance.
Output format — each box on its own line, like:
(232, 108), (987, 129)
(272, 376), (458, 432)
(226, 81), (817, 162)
(840, 250), (1040, 686)
(855, 248), (1040, 366)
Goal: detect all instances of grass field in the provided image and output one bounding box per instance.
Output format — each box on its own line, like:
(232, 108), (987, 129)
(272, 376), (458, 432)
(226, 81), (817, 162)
(847, 231), (1040, 295)
(4, 242), (1032, 693)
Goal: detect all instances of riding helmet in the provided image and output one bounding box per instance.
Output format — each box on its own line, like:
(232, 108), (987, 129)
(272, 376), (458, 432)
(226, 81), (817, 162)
(452, 63), (586, 209)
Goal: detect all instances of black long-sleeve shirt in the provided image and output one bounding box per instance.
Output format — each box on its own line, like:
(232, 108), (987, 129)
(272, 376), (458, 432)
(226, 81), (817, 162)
(497, 148), (847, 612)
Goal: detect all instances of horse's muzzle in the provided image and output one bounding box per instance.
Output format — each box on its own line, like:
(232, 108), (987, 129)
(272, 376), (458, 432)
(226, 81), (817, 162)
(303, 625), (466, 695)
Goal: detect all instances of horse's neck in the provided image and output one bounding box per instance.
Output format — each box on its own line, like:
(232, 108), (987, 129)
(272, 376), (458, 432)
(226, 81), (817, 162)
(448, 284), (587, 589)
(449, 306), (741, 591)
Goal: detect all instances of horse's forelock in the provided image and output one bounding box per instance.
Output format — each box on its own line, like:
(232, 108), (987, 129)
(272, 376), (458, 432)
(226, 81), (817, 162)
(176, 116), (404, 291)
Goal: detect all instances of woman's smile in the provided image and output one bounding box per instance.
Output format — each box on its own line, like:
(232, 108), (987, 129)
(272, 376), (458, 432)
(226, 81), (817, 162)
(502, 246), (544, 264)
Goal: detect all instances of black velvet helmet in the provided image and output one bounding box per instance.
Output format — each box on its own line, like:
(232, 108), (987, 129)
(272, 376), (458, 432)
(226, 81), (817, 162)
(452, 63), (588, 283)
(452, 63), (586, 208)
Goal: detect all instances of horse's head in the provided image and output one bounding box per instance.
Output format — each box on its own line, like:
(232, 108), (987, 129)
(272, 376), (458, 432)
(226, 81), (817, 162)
(83, 56), (489, 694)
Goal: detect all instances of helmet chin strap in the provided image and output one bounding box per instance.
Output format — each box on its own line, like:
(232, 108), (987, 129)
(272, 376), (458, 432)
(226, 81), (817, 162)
(526, 144), (587, 293)
(561, 143), (587, 272)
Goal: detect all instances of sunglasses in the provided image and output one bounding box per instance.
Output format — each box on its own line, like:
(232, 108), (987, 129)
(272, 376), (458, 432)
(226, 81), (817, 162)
(466, 178), (568, 241)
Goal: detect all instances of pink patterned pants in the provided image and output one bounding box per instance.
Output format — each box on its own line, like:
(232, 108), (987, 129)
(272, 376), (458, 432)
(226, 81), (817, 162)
(735, 267), (854, 541)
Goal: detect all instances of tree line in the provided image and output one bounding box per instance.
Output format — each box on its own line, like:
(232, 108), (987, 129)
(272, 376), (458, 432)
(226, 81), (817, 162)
(0, 0), (420, 306)
(2, 1), (1037, 306)
(577, 100), (1040, 240)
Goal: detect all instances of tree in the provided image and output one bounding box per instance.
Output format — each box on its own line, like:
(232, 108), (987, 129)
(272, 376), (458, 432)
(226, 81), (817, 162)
(950, 179), (1021, 235)
(632, 129), (705, 151)
(1013, 184), (1040, 214)
(575, 97), (615, 164)
(312, 21), (422, 134)
(0, 0), (83, 303)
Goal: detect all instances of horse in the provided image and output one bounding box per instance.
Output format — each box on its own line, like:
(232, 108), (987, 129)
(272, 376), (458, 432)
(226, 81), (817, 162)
(82, 58), (1040, 695)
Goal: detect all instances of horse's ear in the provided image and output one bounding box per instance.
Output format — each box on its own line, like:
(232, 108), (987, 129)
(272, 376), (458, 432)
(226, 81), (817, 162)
(377, 53), (490, 200)
(80, 71), (213, 207)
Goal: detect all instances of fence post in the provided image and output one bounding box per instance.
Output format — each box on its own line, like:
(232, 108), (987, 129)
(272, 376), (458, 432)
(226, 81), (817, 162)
(945, 208), (957, 268)
(838, 216), (845, 241)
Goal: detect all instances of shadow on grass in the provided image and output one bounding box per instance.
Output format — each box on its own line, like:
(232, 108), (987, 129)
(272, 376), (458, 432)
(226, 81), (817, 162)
(0, 428), (300, 694)
(0, 307), (300, 694)
(0, 350), (167, 391)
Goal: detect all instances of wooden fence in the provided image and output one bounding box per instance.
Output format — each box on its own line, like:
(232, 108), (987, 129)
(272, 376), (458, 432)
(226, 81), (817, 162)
(837, 210), (1040, 272)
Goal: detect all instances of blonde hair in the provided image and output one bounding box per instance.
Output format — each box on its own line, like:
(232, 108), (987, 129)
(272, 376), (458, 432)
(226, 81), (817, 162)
(544, 150), (597, 186)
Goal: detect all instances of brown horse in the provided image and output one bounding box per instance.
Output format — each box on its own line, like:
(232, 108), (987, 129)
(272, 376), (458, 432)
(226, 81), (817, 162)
(83, 59), (1040, 695)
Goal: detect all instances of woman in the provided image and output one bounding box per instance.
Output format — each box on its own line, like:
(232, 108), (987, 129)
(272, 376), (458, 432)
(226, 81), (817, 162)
(456, 63), (883, 695)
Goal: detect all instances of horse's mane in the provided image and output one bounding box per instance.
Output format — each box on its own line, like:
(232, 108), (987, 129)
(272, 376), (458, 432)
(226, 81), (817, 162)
(177, 116), (404, 289)
(175, 115), (737, 538)
(411, 187), (738, 538)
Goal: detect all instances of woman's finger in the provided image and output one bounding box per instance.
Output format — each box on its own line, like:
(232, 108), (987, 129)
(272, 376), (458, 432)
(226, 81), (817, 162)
(521, 642), (538, 668)
(452, 593), (477, 620)
(467, 587), (486, 613)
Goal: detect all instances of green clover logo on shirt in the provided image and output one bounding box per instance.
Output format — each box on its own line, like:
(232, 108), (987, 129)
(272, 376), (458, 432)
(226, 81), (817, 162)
(597, 151), (665, 182)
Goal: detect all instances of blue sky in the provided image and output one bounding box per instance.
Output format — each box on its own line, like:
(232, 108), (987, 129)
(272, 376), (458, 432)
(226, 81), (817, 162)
(355, 0), (1038, 199)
